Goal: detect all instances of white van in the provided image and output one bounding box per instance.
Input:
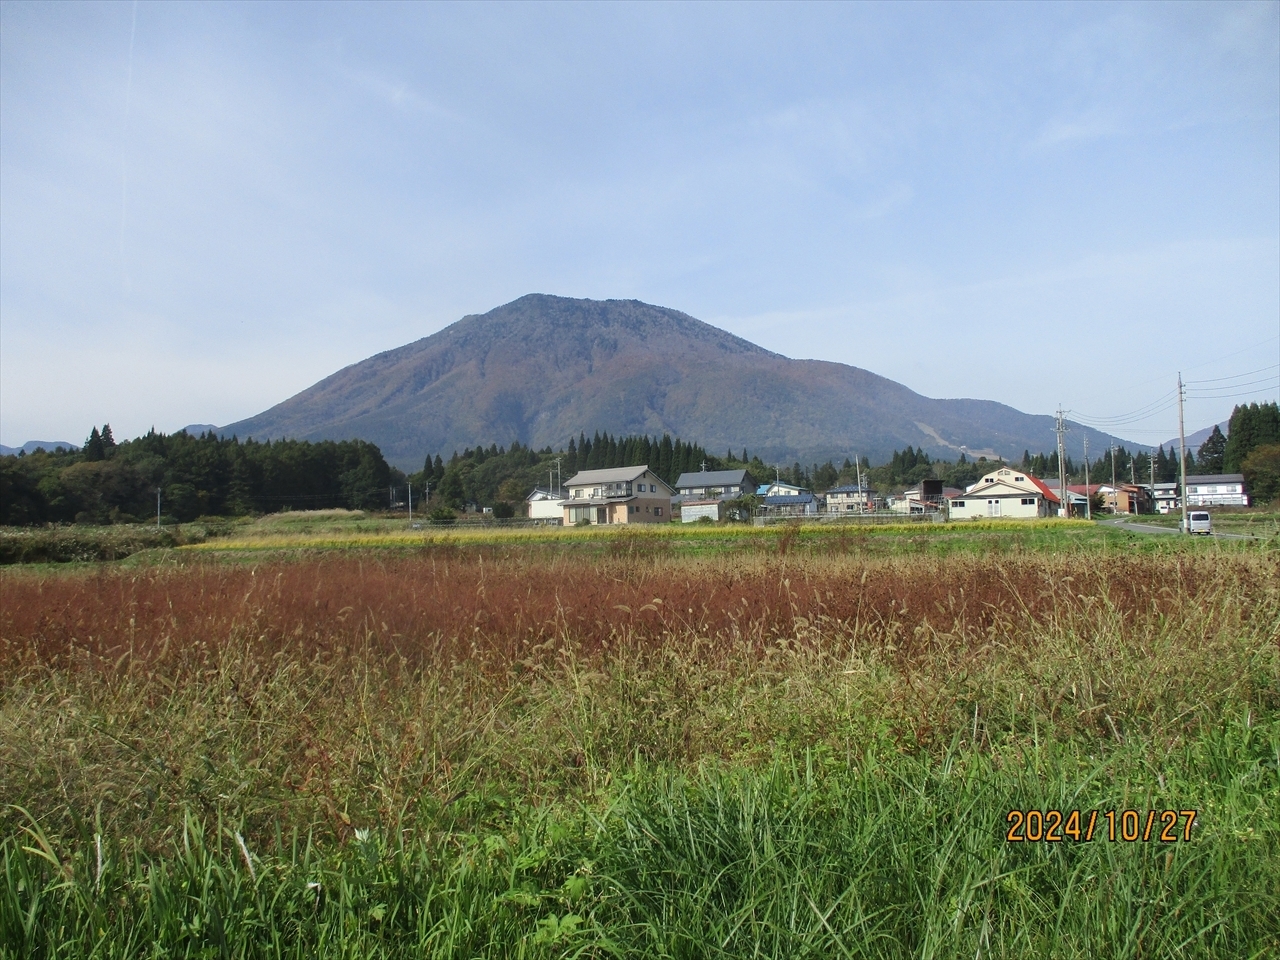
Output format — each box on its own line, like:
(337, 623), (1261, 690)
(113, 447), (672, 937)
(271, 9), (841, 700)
(1185, 511), (1212, 535)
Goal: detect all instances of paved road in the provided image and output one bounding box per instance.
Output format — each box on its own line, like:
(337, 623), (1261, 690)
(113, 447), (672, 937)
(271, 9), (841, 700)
(1098, 518), (1260, 541)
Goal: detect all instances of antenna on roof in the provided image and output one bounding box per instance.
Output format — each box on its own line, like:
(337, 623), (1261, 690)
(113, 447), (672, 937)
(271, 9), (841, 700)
(701, 460), (706, 472)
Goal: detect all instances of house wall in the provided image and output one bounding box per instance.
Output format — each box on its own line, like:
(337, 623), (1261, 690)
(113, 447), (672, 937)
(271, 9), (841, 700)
(681, 501), (724, 523)
(527, 498), (564, 520)
(949, 495), (1044, 519)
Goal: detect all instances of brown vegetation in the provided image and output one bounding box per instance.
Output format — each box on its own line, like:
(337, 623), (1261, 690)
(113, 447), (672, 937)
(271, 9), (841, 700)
(2, 549), (1277, 848)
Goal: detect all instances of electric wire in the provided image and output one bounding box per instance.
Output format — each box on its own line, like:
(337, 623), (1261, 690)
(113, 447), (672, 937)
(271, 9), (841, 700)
(1184, 363), (1279, 386)
(1067, 390), (1178, 426)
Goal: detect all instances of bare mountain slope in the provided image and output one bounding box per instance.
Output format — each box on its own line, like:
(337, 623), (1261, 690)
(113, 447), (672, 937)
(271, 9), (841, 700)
(224, 294), (1128, 471)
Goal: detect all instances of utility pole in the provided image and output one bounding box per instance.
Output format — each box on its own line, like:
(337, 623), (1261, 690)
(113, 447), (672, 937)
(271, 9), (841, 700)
(1055, 408), (1068, 517)
(1110, 444), (1117, 514)
(552, 457), (562, 496)
(1083, 436), (1091, 520)
(855, 453), (864, 513)
(156, 487), (161, 530)
(1177, 373), (1189, 534)
(1150, 452), (1156, 514)
(407, 481), (412, 521)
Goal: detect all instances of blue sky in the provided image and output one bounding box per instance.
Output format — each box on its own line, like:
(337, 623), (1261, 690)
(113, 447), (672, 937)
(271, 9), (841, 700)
(2, 1), (1277, 450)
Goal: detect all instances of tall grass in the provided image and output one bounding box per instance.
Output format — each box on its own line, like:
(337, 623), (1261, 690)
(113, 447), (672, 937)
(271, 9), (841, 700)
(5, 726), (1277, 958)
(2, 547), (1277, 955)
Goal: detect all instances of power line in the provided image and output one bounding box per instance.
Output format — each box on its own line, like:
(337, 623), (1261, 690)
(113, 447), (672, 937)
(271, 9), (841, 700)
(1185, 363), (1279, 385)
(1185, 383), (1280, 401)
(1068, 397), (1179, 427)
(1067, 390), (1178, 423)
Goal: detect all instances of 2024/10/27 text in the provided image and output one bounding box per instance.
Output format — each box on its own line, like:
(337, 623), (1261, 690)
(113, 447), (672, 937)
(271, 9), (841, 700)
(1006, 810), (1198, 843)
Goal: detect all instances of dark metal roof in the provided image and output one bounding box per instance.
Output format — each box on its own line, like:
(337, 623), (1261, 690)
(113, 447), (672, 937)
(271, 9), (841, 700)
(762, 493), (816, 506)
(675, 469), (754, 489)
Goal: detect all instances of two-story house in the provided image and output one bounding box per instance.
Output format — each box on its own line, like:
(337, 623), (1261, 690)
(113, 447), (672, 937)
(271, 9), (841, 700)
(947, 467), (1060, 519)
(560, 466), (674, 525)
(1186, 474), (1249, 507)
(674, 469), (758, 523)
(674, 469), (757, 501)
(825, 484), (877, 513)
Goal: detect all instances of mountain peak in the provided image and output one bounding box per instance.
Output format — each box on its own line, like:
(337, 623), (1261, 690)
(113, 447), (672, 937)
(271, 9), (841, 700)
(223, 295), (1128, 470)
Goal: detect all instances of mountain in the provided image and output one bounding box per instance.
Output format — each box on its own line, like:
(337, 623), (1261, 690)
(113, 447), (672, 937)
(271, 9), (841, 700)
(224, 294), (1134, 472)
(1163, 421), (1229, 454)
(0, 440), (79, 457)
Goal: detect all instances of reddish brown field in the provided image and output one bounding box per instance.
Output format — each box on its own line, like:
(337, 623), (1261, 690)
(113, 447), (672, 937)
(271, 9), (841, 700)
(3, 550), (1266, 669)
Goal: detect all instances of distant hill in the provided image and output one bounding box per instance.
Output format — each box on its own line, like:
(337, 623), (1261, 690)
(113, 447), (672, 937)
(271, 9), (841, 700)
(224, 294), (1134, 472)
(0, 440), (79, 456)
(1163, 421), (1229, 454)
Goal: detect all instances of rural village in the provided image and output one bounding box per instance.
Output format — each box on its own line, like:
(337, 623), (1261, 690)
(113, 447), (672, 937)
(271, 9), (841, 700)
(525, 463), (1253, 526)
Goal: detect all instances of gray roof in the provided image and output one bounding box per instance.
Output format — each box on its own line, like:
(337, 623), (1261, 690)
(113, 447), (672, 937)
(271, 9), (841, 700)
(826, 484), (875, 494)
(763, 492), (816, 505)
(525, 487), (565, 501)
(675, 469), (753, 489)
(1186, 474), (1244, 484)
(565, 465), (672, 490)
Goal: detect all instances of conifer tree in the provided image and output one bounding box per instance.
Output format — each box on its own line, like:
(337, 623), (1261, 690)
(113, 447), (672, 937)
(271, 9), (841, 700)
(1224, 402), (1280, 473)
(1196, 426), (1227, 475)
(84, 427), (105, 462)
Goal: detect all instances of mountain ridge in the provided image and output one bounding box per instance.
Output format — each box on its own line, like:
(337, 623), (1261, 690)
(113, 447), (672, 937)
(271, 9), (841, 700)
(223, 294), (1136, 471)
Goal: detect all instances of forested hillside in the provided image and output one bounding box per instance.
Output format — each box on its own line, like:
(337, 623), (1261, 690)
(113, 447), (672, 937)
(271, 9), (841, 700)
(1, 427), (392, 525)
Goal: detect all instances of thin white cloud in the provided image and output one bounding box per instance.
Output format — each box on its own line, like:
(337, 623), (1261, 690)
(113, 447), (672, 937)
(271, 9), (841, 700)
(1028, 111), (1121, 151)
(342, 67), (456, 120)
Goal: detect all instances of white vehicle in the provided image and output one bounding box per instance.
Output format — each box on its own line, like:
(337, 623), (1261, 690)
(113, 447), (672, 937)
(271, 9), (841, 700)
(1184, 511), (1212, 535)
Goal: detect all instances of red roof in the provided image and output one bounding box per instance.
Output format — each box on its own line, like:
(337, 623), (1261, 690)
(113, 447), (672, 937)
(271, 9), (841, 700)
(947, 473), (1060, 503)
(1028, 475), (1060, 503)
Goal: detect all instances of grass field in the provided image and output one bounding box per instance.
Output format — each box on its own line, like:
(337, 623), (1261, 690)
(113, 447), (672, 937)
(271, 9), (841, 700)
(2, 520), (1277, 957)
(1112, 505), (1280, 538)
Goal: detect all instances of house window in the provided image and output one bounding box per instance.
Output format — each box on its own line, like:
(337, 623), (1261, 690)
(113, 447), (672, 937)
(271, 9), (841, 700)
(638, 483), (646, 492)
(1015, 476), (1024, 482)
(1021, 498), (1035, 505)
(655, 507), (662, 516)
(953, 501), (966, 508)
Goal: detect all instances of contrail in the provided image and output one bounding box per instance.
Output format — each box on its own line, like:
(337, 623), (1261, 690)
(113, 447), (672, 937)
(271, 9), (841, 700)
(120, 0), (137, 293)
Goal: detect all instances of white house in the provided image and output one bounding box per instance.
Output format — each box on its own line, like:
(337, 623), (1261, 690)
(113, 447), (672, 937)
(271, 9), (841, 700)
(560, 465), (674, 525)
(525, 487), (566, 523)
(756, 481), (808, 497)
(1186, 474), (1249, 507)
(947, 467), (1060, 519)
(1152, 475), (1249, 512)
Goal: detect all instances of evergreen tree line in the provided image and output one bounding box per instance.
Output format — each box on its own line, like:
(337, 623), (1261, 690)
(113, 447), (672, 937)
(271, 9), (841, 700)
(8, 401), (1276, 526)
(1, 426), (392, 526)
